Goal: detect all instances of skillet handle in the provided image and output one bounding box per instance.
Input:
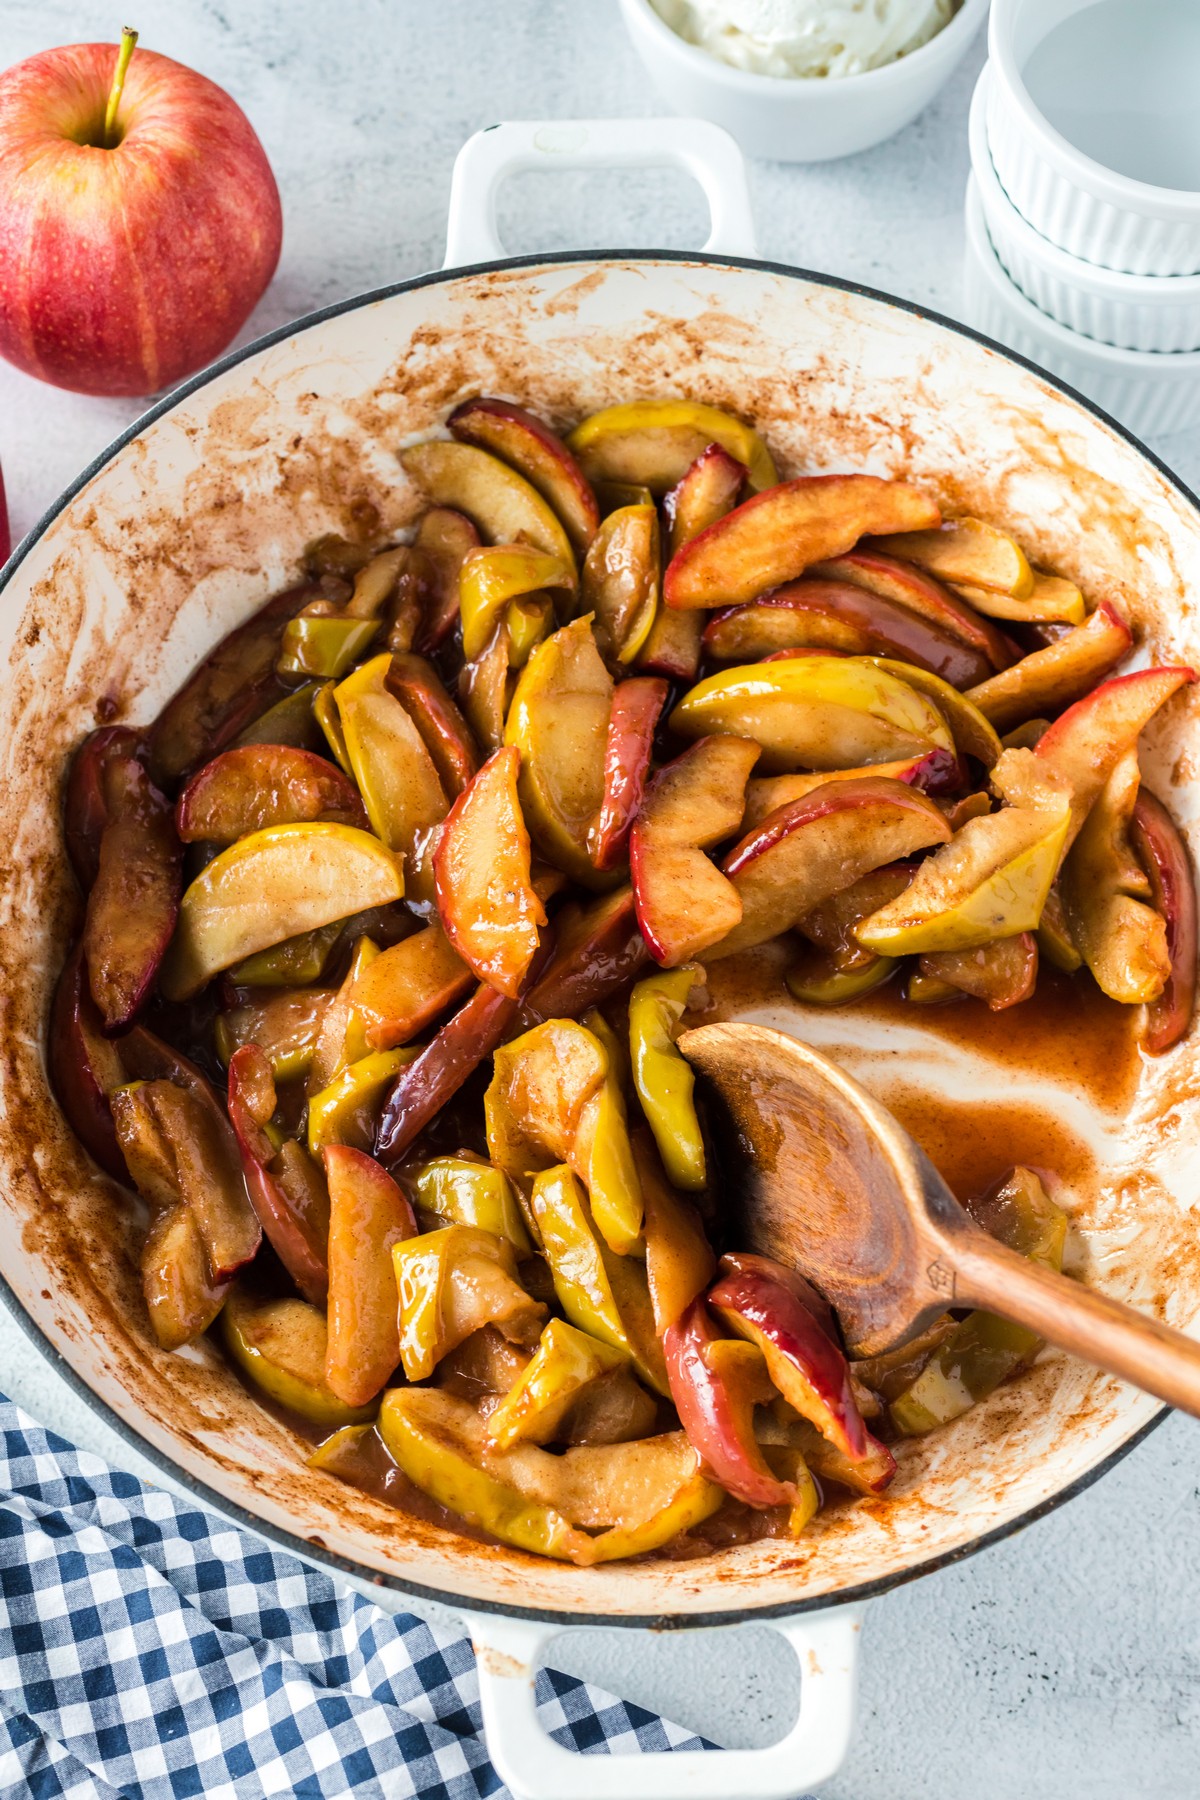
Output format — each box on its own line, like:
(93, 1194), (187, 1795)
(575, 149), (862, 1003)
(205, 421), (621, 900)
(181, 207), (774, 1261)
(463, 1602), (862, 1800)
(443, 118), (758, 267)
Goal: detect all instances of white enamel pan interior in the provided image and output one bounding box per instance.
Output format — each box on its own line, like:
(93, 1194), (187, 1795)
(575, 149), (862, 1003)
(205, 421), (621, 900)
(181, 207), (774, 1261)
(2, 120), (1199, 1800)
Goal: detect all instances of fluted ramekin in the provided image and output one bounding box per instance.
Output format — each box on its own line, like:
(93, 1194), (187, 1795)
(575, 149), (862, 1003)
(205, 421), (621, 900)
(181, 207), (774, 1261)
(962, 176), (1200, 439)
(988, 0), (1200, 276)
(971, 69), (1200, 354)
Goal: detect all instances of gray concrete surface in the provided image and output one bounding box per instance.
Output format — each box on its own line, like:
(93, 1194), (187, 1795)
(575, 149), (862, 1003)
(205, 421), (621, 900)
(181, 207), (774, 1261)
(1, 3), (1198, 1793)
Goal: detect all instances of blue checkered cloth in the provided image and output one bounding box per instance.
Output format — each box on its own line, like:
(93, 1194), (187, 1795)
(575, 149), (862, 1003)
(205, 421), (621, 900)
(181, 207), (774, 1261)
(0, 1396), (709, 1798)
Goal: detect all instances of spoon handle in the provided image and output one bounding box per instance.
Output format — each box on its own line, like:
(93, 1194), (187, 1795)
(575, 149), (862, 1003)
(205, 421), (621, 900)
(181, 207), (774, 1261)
(949, 1227), (1200, 1419)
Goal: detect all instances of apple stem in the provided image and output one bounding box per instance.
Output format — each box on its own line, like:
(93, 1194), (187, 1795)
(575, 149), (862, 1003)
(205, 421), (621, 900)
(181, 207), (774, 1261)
(104, 27), (138, 148)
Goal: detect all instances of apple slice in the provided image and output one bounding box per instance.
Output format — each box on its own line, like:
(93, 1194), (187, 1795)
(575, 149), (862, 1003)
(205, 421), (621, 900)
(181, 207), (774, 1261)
(638, 444), (747, 683)
(869, 517), (1034, 597)
(223, 1290), (374, 1429)
(459, 544), (575, 661)
(742, 750), (960, 830)
(664, 475), (939, 611)
(409, 506), (480, 649)
(518, 885), (650, 1027)
(505, 618), (614, 886)
(148, 586), (312, 785)
(161, 822), (402, 1001)
(65, 725), (143, 890)
(83, 756), (182, 1032)
(952, 569), (1086, 625)
(175, 744), (366, 844)
(227, 1045), (330, 1303)
(635, 1131), (716, 1333)
(672, 654), (954, 773)
(111, 1077), (261, 1283)
(401, 440), (576, 575)
(215, 987), (333, 1082)
(458, 618), (510, 753)
(809, 549), (1016, 670)
(715, 777), (951, 959)
(1061, 752), (1169, 1004)
(324, 1144), (417, 1407)
(707, 1260), (875, 1466)
(703, 581), (992, 687)
(589, 677), (668, 872)
(139, 1198), (231, 1351)
(385, 652), (480, 797)
(630, 735), (762, 966)
(915, 933), (1038, 1010)
(1034, 663), (1196, 847)
(1131, 789), (1197, 1053)
(347, 924), (472, 1051)
(449, 396), (600, 557)
(335, 653), (448, 899)
(796, 861), (918, 971)
(856, 784), (1070, 957)
(965, 601), (1135, 731)
(435, 746), (547, 998)
(786, 946), (898, 1005)
(566, 399), (777, 495)
(50, 942), (132, 1179)
(583, 503), (660, 665)
(665, 1298), (797, 1509)
(375, 979), (522, 1163)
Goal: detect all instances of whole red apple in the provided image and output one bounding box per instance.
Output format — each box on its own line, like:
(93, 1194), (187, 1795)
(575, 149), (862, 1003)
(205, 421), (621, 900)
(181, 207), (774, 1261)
(0, 32), (282, 396)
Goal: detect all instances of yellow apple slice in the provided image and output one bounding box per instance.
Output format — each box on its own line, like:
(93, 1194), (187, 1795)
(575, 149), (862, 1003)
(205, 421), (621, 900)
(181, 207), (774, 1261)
(870, 517), (1034, 598)
(504, 618), (614, 886)
(582, 503), (660, 664)
(670, 655), (955, 772)
(951, 570), (1086, 625)
(1061, 751), (1170, 1003)
(856, 795), (1070, 956)
(335, 653), (448, 901)
(307, 1046), (419, 1154)
(401, 440), (576, 573)
(222, 1290), (376, 1429)
(861, 657), (1003, 767)
(567, 398), (777, 495)
(161, 823), (402, 1000)
(965, 602), (1134, 731)
(458, 545), (574, 661)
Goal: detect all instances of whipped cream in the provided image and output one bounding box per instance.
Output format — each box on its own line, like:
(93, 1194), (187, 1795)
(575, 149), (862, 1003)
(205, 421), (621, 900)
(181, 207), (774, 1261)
(652, 0), (959, 79)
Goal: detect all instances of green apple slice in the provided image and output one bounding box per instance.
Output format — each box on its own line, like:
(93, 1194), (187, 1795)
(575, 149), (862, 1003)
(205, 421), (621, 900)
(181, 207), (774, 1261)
(161, 822), (402, 1000)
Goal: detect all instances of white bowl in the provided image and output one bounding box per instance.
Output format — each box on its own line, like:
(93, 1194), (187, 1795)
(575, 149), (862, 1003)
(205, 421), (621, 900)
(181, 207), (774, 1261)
(989, 0), (1200, 275)
(619, 0), (989, 163)
(962, 173), (1200, 436)
(971, 66), (1200, 353)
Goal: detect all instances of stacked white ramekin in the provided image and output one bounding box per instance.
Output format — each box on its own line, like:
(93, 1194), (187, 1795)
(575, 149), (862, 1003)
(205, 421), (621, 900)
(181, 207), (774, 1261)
(964, 2), (1200, 438)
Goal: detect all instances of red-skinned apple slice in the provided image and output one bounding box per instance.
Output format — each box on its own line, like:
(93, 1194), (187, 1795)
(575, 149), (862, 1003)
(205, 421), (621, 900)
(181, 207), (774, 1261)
(664, 475), (940, 610)
(374, 978), (524, 1163)
(413, 507), (480, 650)
(1131, 789), (1198, 1054)
(518, 887), (650, 1029)
(449, 397), (600, 557)
(703, 580), (992, 687)
(965, 601), (1135, 731)
(386, 652), (480, 797)
(228, 1044), (330, 1304)
(1061, 752), (1169, 1004)
(583, 503), (660, 663)
(49, 942), (129, 1179)
(915, 933), (1038, 1010)
(796, 861), (918, 972)
(324, 1143), (417, 1407)
(640, 444), (746, 682)
(83, 756), (182, 1032)
(630, 736), (762, 966)
(707, 1261), (874, 1465)
(665, 1297), (797, 1509)
(671, 654), (955, 772)
(1034, 663), (1196, 846)
(65, 726), (143, 890)
(175, 744), (366, 843)
(148, 586), (313, 784)
(809, 549), (1016, 670)
(717, 1250), (839, 1346)
(869, 517), (1033, 597)
(742, 750), (960, 830)
(589, 678), (668, 872)
(435, 746), (547, 998)
(347, 924), (473, 1051)
(712, 777), (951, 959)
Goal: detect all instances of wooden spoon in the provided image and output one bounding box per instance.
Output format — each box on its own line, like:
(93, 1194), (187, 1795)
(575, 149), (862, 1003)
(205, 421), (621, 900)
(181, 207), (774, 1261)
(679, 1019), (1200, 1417)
